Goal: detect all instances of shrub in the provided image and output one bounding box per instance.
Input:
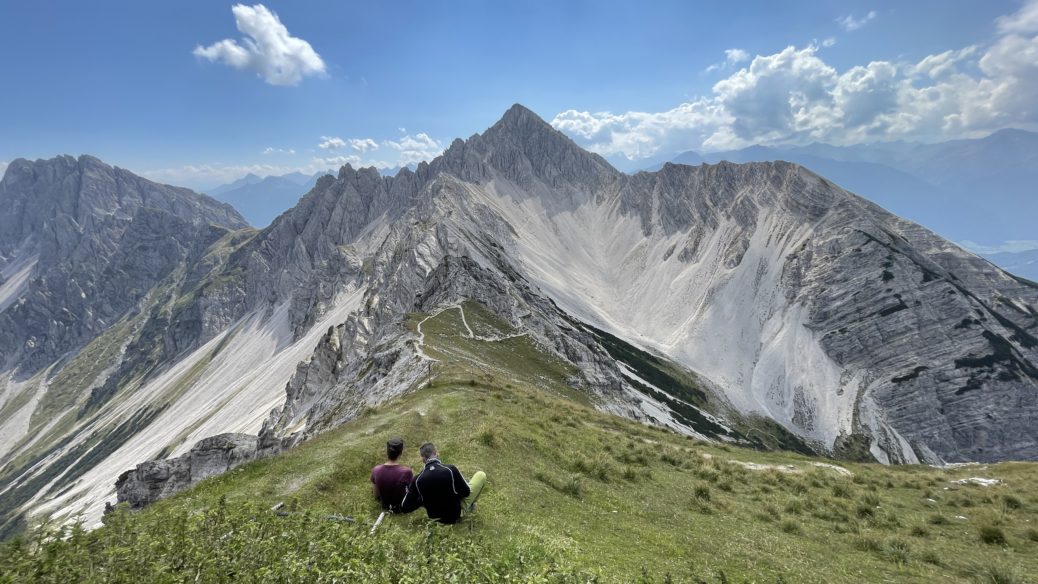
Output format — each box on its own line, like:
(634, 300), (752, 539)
(978, 525), (1007, 546)
(780, 520), (801, 535)
(854, 536), (881, 553)
(0, 501), (593, 582)
(855, 504), (875, 519)
(572, 458), (614, 482)
(693, 484), (711, 501)
(910, 525), (929, 538)
(1001, 494), (1023, 511)
(971, 563), (1026, 584)
(784, 499), (804, 515)
(697, 468), (719, 483)
(918, 549), (942, 566)
(560, 474), (583, 498)
(660, 452), (683, 467)
(476, 424), (497, 447)
(884, 539), (911, 566)
(1026, 528), (1038, 542)
(832, 483), (853, 499)
(927, 514), (948, 525)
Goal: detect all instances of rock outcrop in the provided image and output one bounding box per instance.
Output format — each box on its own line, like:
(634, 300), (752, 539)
(115, 433), (260, 509)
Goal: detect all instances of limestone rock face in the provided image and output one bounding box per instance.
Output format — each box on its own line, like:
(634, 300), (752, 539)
(116, 433), (259, 509)
(0, 155), (248, 371)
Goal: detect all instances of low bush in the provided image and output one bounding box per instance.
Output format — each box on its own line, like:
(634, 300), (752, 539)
(978, 525), (1007, 546)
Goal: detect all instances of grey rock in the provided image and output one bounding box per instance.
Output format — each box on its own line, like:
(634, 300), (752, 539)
(115, 433), (259, 509)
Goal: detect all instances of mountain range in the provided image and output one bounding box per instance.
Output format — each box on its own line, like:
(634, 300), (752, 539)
(1, 105), (1036, 536)
(205, 171), (330, 228)
(614, 129), (1038, 280)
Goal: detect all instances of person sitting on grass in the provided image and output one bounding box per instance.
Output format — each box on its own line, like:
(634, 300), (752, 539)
(371, 437), (413, 511)
(400, 442), (486, 524)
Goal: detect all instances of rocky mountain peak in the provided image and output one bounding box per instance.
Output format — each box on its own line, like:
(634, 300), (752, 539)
(462, 104), (619, 189)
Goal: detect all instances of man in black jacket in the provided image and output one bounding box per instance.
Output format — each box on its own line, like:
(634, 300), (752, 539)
(400, 442), (486, 524)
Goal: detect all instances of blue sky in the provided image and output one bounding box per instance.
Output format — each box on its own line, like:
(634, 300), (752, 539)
(1, 0), (1036, 191)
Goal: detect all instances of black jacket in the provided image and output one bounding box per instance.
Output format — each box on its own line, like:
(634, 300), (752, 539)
(400, 458), (470, 524)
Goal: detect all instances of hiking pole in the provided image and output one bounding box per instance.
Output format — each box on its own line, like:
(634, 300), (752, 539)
(370, 511), (386, 534)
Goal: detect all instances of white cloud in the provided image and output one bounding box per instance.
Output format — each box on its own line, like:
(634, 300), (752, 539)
(142, 163), (294, 191)
(312, 154), (390, 170)
(318, 136), (347, 150)
(384, 133), (445, 166)
(552, 4), (1038, 158)
(262, 147), (295, 155)
(0, 161), (8, 178)
(822, 37), (837, 48)
(194, 4), (325, 86)
(961, 239), (1038, 254)
(996, 0), (1038, 33)
(142, 155), (390, 191)
(706, 48), (750, 72)
(837, 10), (877, 32)
(143, 131), (442, 190)
(349, 138), (379, 153)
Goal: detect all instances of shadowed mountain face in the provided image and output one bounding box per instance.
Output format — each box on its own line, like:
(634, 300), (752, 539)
(2, 106), (1037, 533)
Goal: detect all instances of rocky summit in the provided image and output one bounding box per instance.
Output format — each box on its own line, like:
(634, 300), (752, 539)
(1, 105), (1036, 532)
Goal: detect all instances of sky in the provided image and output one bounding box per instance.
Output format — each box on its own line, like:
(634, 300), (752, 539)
(1, 0), (1037, 193)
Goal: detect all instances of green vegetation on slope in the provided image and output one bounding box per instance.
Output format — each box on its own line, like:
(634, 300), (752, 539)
(3, 302), (1037, 582)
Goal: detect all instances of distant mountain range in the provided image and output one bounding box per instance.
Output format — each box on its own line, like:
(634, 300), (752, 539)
(205, 171), (331, 227)
(612, 129), (1038, 280)
(206, 166), (418, 228)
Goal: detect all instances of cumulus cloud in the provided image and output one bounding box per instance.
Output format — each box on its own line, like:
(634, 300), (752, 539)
(997, 0), (1038, 33)
(320, 136), (380, 152)
(194, 4), (325, 86)
(142, 163), (295, 190)
(349, 138), (379, 152)
(262, 147), (295, 155)
(552, 2), (1038, 159)
(384, 133), (445, 166)
(318, 136), (347, 150)
(706, 48), (750, 72)
(312, 154), (390, 170)
(837, 10), (877, 32)
(145, 132), (442, 190)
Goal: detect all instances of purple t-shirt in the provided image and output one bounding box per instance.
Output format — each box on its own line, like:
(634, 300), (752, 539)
(371, 463), (413, 510)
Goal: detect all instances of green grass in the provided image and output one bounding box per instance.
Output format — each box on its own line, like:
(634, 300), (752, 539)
(4, 302), (1038, 582)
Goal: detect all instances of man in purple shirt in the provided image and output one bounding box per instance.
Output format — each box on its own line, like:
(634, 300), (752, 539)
(371, 437), (414, 511)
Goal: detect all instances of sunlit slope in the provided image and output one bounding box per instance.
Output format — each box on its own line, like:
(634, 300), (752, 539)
(4, 306), (1038, 583)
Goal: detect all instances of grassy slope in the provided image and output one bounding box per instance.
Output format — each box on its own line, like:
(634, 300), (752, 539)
(3, 303), (1038, 583)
